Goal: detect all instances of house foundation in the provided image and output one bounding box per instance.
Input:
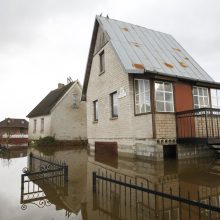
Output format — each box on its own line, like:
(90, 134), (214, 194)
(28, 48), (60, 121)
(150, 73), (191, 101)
(89, 139), (215, 161)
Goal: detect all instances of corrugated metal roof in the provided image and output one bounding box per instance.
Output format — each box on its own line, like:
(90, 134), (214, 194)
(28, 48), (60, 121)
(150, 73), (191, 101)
(97, 16), (214, 82)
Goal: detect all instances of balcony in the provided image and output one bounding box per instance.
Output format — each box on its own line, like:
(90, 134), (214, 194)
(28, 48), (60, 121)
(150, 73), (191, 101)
(176, 108), (220, 145)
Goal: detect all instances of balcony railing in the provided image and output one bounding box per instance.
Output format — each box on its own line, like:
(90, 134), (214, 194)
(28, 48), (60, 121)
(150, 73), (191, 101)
(176, 108), (220, 144)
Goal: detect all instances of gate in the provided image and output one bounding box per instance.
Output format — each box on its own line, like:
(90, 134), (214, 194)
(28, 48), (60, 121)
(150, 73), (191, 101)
(20, 153), (68, 210)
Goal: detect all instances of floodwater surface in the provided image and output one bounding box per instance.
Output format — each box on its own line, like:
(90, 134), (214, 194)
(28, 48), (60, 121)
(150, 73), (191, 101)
(0, 146), (220, 220)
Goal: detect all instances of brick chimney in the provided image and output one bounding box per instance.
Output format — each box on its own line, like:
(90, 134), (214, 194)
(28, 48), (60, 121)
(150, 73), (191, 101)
(58, 83), (64, 89)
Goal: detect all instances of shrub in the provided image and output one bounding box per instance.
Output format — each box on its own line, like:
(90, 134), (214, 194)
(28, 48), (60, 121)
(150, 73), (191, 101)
(37, 136), (56, 146)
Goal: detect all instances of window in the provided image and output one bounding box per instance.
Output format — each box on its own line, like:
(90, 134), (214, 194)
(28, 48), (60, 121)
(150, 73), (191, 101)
(73, 94), (79, 108)
(99, 50), (105, 73)
(211, 89), (220, 108)
(110, 92), (118, 117)
(41, 118), (44, 132)
(33, 119), (37, 133)
(193, 87), (209, 109)
(155, 82), (174, 112)
(93, 100), (98, 121)
(134, 79), (151, 114)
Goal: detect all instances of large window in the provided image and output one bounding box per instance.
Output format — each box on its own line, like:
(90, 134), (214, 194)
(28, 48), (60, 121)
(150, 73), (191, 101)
(93, 100), (98, 121)
(211, 89), (220, 108)
(193, 87), (209, 109)
(99, 50), (105, 73)
(110, 92), (118, 117)
(155, 82), (174, 112)
(134, 79), (151, 114)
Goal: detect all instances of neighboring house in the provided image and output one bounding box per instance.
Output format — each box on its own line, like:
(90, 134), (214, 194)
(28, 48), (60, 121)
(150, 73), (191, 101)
(27, 80), (87, 141)
(82, 15), (220, 160)
(0, 118), (28, 147)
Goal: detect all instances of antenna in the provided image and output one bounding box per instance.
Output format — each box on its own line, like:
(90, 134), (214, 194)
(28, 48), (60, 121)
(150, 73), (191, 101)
(67, 76), (73, 84)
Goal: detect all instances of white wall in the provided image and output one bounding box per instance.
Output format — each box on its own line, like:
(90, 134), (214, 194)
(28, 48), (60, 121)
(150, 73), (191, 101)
(28, 115), (51, 140)
(50, 82), (87, 140)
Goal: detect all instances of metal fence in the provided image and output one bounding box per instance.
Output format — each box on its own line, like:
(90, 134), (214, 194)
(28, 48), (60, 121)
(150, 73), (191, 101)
(20, 153), (68, 210)
(176, 108), (220, 143)
(92, 169), (220, 220)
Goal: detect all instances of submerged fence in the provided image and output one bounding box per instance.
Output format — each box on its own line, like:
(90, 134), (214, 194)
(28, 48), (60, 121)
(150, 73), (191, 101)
(20, 153), (68, 210)
(92, 169), (220, 220)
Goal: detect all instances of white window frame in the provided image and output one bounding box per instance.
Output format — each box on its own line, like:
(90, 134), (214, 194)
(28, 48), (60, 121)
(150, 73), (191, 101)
(155, 81), (174, 112)
(110, 91), (118, 118)
(73, 94), (79, 109)
(134, 79), (151, 114)
(93, 100), (98, 121)
(193, 86), (209, 109)
(211, 89), (220, 109)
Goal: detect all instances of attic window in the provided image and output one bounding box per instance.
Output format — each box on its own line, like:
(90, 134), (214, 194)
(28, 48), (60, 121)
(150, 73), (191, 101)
(7, 120), (11, 123)
(21, 121), (24, 124)
(73, 94), (79, 109)
(99, 50), (105, 73)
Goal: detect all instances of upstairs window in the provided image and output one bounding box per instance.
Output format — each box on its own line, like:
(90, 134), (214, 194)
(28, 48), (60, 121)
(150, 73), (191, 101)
(33, 119), (37, 133)
(93, 100), (98, 121)
(155, 82), (174, 112)
(99, 50), (105, 73)
(193, 87), (209, 109)
(110, 92), (118, 118)
(134, 79), (151, 114)
(73, 94), (79, 108)
(41, 118), (44, 132)
(211, 89), (220, 108)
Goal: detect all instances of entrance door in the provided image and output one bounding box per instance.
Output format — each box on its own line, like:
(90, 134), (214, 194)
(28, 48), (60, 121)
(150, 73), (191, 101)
(174, 82), (195, 138)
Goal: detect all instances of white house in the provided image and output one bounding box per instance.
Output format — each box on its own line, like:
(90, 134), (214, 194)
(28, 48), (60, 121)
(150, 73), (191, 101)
(82, 15), (220, 160)
(27, 80), (87, 141)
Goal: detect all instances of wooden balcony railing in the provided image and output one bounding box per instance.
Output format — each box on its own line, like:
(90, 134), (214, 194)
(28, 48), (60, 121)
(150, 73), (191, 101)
(176, 108), (220, 144)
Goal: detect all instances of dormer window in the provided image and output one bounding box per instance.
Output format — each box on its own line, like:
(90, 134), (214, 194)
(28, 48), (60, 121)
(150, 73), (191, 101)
(99, 50), (105, 73)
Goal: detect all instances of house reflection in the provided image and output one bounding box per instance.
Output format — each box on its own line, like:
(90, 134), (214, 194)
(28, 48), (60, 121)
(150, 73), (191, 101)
(20, 147), (220, 220)
(88, 153), (220, 220)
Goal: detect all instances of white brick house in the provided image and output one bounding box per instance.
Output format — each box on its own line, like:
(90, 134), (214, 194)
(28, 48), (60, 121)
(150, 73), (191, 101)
(27, 80), (87, 141)
(82, 16), (220, 160)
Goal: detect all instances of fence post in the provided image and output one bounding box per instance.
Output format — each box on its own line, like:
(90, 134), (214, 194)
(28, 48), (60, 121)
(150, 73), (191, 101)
(93, 172), (97, 193)
(64, 165), (68, 182)
(29, 152), (33, 171)
(21, 174), (24, 190)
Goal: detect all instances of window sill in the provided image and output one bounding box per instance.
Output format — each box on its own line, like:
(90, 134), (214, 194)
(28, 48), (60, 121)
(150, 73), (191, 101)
(110, 116), (118, 120)
(93, 120), (98, 124)
(135, 112), (152, 116)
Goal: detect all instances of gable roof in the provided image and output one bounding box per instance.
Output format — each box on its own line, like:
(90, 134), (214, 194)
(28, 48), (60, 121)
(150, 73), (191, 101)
(0, 118), (28, 129)
(82, 16), (215, 100)
(27, 82), (74, 118)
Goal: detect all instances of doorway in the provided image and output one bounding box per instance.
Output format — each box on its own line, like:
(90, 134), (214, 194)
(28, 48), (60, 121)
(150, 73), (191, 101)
(163, 145), (177, 159)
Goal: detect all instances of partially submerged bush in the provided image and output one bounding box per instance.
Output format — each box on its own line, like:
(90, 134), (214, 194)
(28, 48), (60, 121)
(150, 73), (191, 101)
(37, 136), (56, 147)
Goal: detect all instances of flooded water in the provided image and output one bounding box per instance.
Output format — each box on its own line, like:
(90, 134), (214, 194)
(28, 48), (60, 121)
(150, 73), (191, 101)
(0, 146), (220, 220)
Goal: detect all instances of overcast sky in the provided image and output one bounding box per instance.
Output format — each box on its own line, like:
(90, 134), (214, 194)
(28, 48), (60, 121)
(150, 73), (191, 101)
(0, 0), (220, 121)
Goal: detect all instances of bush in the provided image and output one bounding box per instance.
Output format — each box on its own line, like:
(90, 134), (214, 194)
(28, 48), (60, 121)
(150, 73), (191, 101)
(37, 136), (56, 146)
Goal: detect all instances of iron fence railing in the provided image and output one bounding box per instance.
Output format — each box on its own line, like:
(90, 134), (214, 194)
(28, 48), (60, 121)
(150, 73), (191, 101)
(20, 153), (68, 210)
(92, 169), (220, 220)
(176, 108), (220, 142)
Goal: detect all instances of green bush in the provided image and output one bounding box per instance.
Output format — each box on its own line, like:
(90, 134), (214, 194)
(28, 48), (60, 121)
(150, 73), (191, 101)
(37, 136), (56, 146)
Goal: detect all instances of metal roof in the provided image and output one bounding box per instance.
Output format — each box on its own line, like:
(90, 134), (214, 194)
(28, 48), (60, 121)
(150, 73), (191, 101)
(96, 16), (214, 82)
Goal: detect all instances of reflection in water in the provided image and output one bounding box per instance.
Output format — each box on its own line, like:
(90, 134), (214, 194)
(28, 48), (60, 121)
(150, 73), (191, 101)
(1, 146), (220, 219)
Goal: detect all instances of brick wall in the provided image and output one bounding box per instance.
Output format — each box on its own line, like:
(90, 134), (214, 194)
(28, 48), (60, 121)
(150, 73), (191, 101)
(155, 114), (176, 139)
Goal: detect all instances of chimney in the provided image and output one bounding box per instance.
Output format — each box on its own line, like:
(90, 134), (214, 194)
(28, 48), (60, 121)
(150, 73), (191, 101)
(58, 83), (64, 89)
